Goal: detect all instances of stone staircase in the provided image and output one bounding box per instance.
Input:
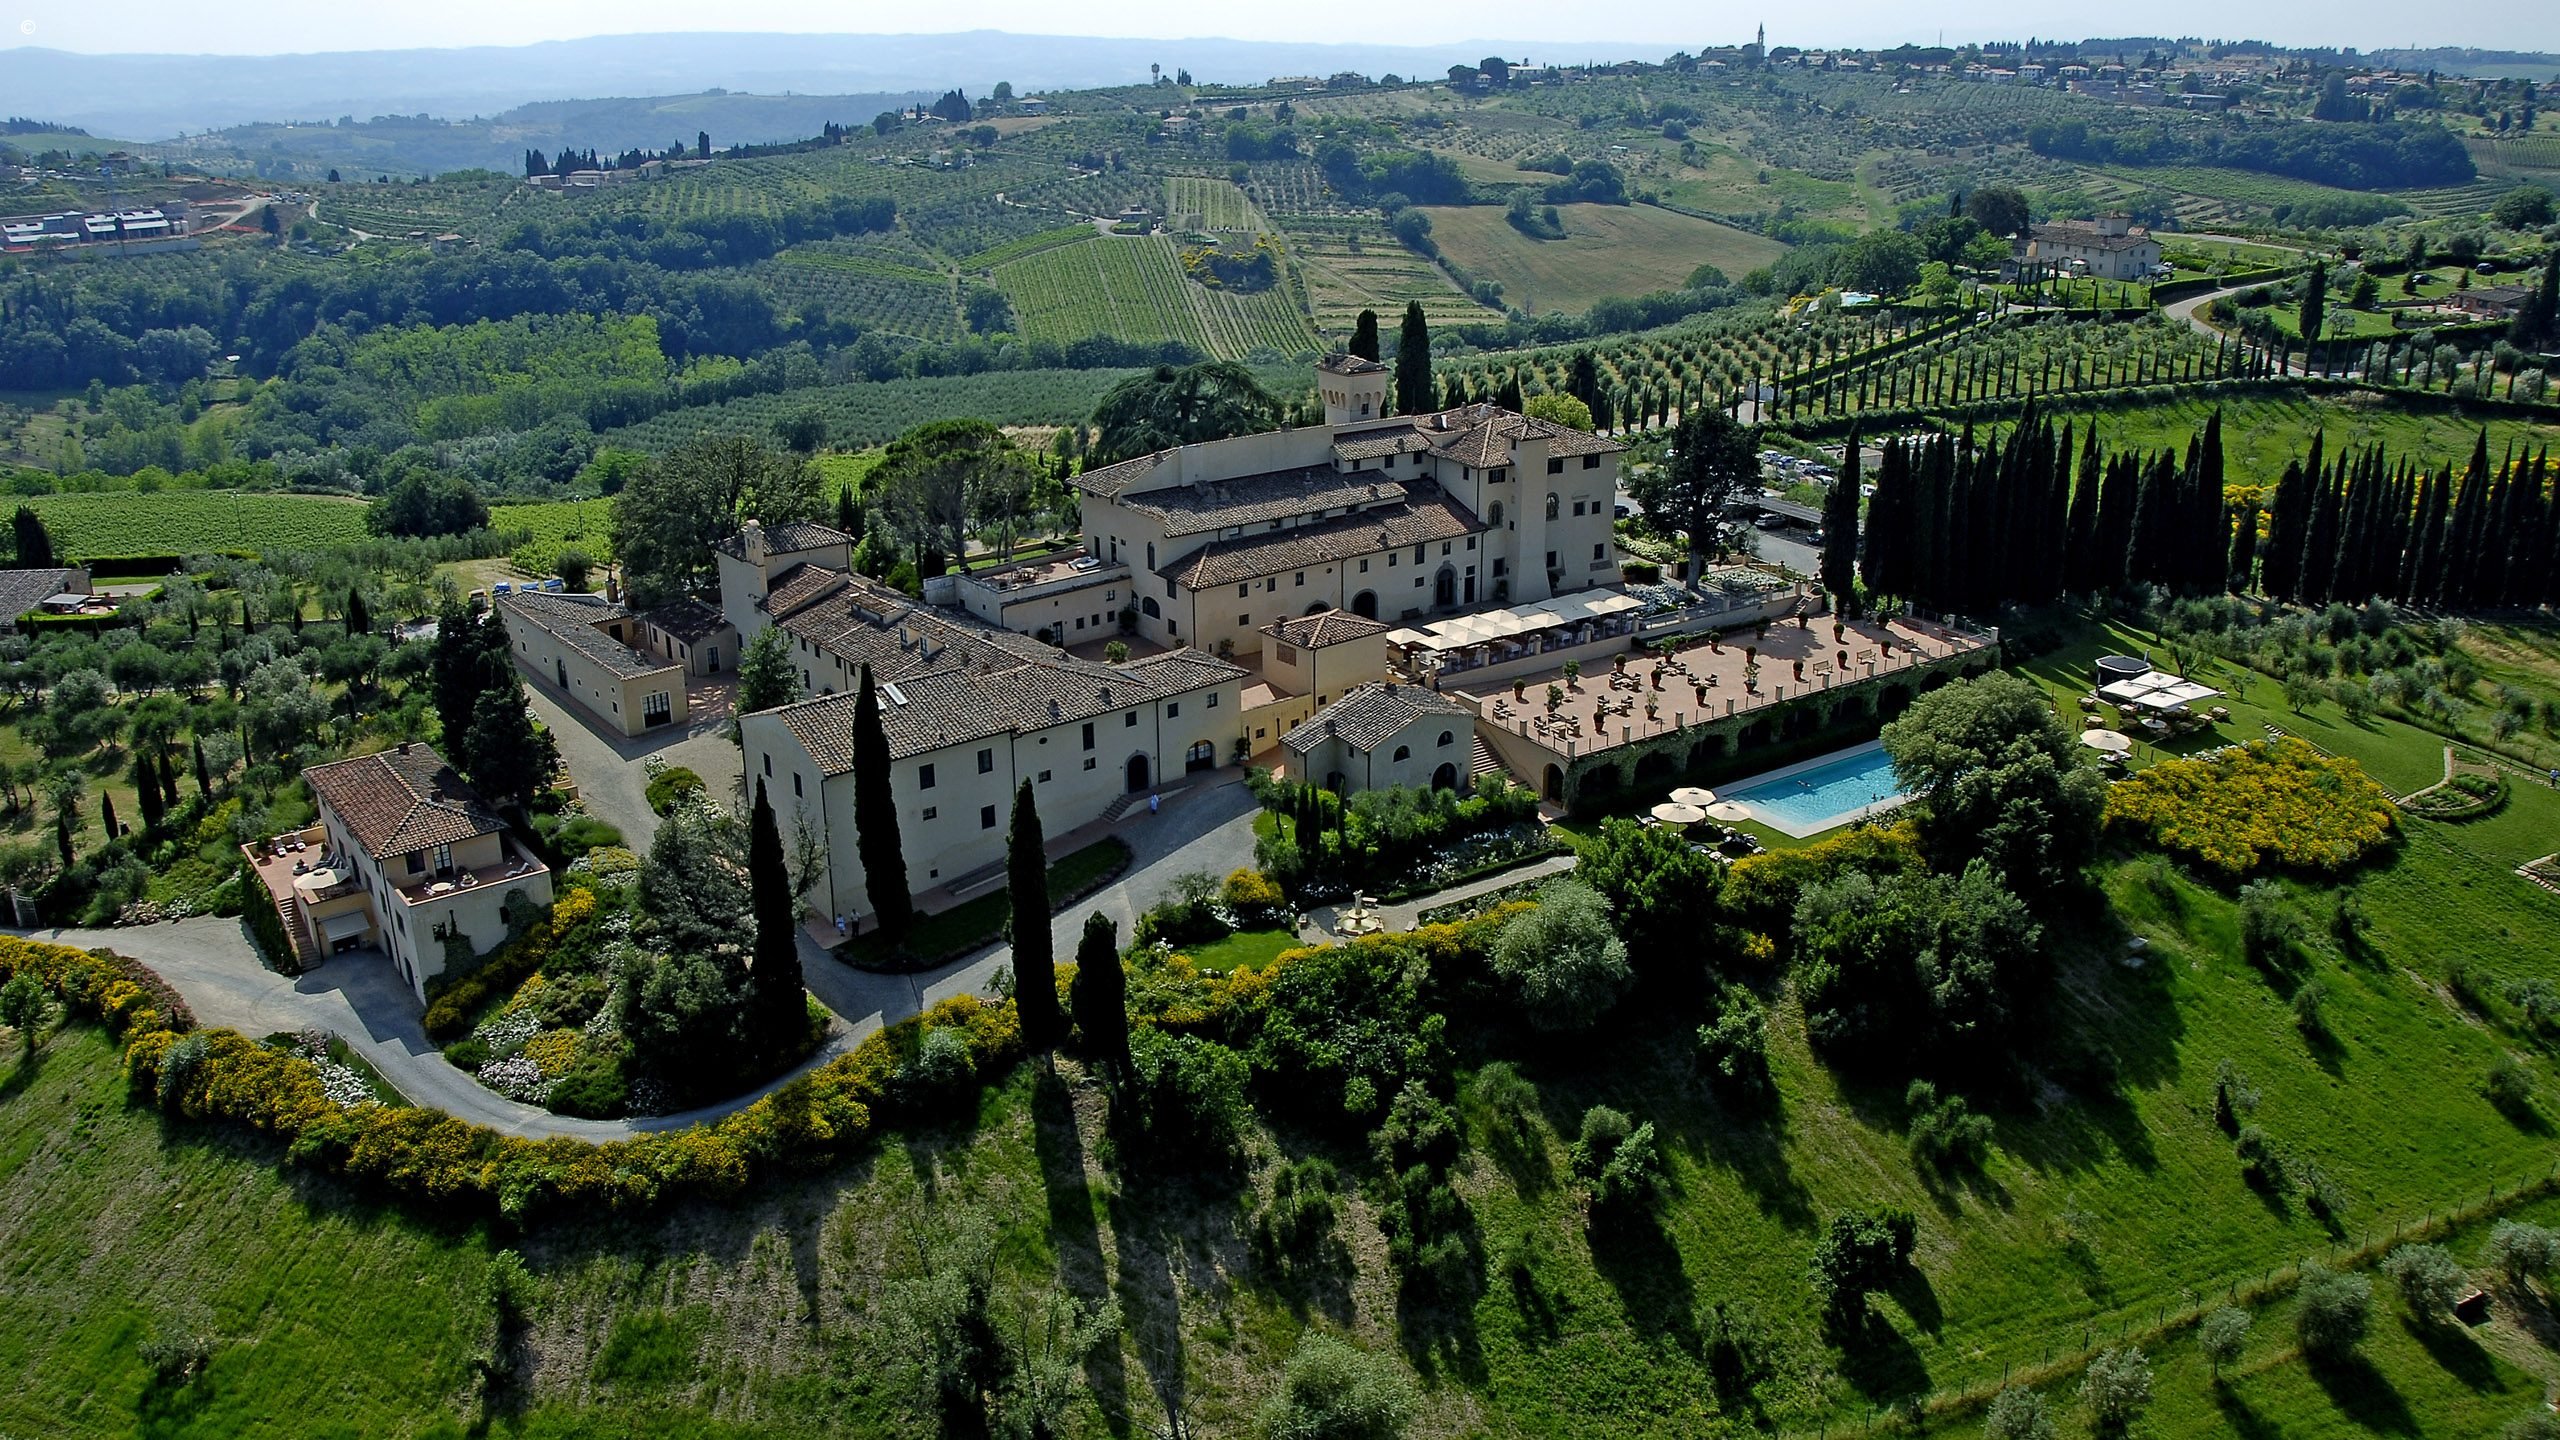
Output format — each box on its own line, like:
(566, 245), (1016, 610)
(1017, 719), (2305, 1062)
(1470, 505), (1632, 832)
(1469, 734), (1504, 785)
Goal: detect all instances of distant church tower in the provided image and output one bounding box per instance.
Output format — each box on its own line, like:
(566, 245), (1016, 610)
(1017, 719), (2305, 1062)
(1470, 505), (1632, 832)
(1757, 24), (1766, 53)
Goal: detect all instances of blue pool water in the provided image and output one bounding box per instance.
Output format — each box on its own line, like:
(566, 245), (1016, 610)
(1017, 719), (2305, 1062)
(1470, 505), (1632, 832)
(1722, 743), (1909, 834)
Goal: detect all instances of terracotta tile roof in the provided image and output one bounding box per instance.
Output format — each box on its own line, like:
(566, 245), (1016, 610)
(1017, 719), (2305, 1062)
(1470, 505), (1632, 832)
(1157, 488), (1482, 590)
(1117, 466), (1409, 537)
(760, 561), (851, 622)
(761, 573), (1246, 772)
(1261, 609), (1391, 650)
(1331, 432), (1435, 461)
(496, 590), (676, 681)
(1279, 681), (1472, 755)
(636, 596), (731, 645)
(0, 567), (83, 622)
(305, 745), (509, 859)
(1069, 450), (1174, 501)
(1318, 352), (1386, 374)
(714, 520), (852, 560)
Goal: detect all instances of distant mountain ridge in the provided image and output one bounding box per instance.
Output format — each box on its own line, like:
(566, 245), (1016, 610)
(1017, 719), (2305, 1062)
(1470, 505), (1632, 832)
(0, 30), (1561, 141)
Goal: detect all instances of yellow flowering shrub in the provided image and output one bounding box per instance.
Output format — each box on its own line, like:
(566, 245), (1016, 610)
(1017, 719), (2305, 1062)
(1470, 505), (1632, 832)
(2103, 738), (2397, 876)
(522, 1029), (582, 1078)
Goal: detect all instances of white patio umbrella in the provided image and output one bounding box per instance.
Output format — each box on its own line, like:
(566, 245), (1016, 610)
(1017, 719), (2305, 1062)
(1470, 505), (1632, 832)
(1651, 801), (1708, 826)
(1705, 801), (1753, 822)
(2081, 729), (2134, 754)
(1669, 785), (1717, 806)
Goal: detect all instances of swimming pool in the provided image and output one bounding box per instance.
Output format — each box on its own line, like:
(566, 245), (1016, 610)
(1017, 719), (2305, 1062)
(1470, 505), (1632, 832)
(1721, 741), (1910, 838)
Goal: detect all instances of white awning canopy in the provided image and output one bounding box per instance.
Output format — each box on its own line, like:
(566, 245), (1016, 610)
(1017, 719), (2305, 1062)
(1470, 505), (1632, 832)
(1386, 591), (1644, 654)
(2097, 671), (2223, 712)
(318, 909), (374, 942)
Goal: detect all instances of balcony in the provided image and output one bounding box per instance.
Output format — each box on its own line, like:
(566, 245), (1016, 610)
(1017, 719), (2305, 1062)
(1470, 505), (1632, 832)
(393, 839), (548, 906)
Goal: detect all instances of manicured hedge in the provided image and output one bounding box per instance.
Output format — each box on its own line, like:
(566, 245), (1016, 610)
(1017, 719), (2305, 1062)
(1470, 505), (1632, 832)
(422, 889), (597, 1040)
(0, 898), (1533, 1224)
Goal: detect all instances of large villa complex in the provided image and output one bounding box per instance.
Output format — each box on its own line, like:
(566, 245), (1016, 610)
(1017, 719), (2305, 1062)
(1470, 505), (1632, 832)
(510, 355), (1999, 928)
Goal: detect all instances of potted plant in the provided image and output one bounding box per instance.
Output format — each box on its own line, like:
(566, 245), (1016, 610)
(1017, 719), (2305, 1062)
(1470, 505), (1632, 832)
(1546, 684), (1564, 714)
(1563, 660), (1583, 690)
(1513, 678), (1527, 702)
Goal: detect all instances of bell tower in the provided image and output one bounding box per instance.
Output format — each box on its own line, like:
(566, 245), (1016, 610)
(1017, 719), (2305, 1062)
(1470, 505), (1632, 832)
(1316, 352), (1390, 427)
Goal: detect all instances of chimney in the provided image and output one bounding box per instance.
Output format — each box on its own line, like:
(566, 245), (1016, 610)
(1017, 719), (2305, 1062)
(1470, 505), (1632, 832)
(396, 741), (411, 755)
(743, 518), (769, 565)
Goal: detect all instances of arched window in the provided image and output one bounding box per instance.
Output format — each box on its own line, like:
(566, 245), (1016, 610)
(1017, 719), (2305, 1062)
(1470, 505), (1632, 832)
(1392, 744), (1412, 762)
(1489, 500), (1505, 527)
(1140, 597), (1161, 618)
(1437, 730), (1454, 747)
(1545, 492), (1560, 520)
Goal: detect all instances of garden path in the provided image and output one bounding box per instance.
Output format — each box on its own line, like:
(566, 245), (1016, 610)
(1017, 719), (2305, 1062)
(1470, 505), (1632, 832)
(5, 775), (1260, 1140)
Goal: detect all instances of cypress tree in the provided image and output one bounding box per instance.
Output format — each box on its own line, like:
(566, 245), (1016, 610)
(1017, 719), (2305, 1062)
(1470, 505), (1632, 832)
(2096, 451), (2140, 592)
(1861, 439), (1905, 599)
(11, 506), (54, 568)
(2263, 450), (2312, 602)
(748, 779), (807, 1058)
(1348, 309), (1381, 362)
(430, 599), (482, 765)
(134, 759), (165, 834)
(1495, 370), (1524, 412)
(2227, 499), (2260, 593)
(2411, 464), (2453, 603)
(1007, 780), (1060, 1051)
(2301, 462), (2343, 604)
(2063, 428), (2102, 593)
(1394, 302), (1433, 418)
(344, 588), (371, 636)
(100, 792), (120, 841)
(1069, 911), (1129, 1076)
(56, 811), (72, 869)
(192, 734), (213, 797)
(1821, 427), (1862, 614)
(852, 664), (913, 936)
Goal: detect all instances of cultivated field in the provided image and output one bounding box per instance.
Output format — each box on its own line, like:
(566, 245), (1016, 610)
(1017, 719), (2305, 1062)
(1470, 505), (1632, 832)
(1417, 203), (1789, 316)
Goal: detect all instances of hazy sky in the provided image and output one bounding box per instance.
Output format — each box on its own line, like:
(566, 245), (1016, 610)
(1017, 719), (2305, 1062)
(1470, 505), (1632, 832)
(9, 0), (2554, 56)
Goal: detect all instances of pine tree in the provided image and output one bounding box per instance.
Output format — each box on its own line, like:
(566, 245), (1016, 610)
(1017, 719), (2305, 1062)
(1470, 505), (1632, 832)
(1394, 302), (1433, 418)
(1069, 911), (1128, 1076)
(1348, 308), (1381, 362)
(1821, 427), (1862, 614)
(748, 779), (808, 1058)
(852, 664), (913, 936)
(1007, 781), (1059, 1051)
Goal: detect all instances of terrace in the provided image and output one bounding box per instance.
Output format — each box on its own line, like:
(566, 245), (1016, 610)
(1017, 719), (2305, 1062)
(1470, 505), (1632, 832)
(1461, 611), (1995, 769)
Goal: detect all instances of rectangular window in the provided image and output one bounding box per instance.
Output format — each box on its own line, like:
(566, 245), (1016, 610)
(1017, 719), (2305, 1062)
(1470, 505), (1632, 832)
(1264, 578), (1276, 592)
(919, 764), (936, 790)
(1547, 457), (1565, 474)
(980, 805), (997, 830)
(923, 806), (938, 821)
(1126, 710), (1138, 726)
(1240, 615), (1251, 627)
(793, 773), (803, 797)
(1594, 542), (1608, 560)
(1493, 558), (1508, 576)
(1360, 558), (1370, 572)
(762, 754), (772, 777)
(407, 851), (425, 875)
(1583, 454), (1601, 469)
(1490, 466), (1507, 483)
(643, 691), (672, 723)
(1387, 553), (1396, 567)
(977, 747), (994, 774)
(1238, 583), (1250, 597)
(1083, 757), (1097, 771)
(1206, 692), (1218, 708)
(1546, 550), (1558, 569)
(1166, 702), (1180, 718)
(1082, 722), (1095, 750)
(1294, 571), (1305, 586)
(1039, 769), (1052, 783)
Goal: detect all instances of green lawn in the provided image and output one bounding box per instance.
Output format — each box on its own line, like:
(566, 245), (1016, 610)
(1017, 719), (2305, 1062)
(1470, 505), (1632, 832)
(1176, 927), (1298, 972)
(838, 836), (1133, 970)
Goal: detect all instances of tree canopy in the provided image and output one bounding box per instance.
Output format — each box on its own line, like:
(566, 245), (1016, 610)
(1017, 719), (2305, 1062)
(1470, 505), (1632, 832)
(1088, 361), (1280, 465)
(1880, 671), (2107, 896)
(611, 434), (820, 607)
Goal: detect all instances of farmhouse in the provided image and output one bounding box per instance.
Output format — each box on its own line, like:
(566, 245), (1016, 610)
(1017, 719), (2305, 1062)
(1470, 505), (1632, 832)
(495, 589), (689, 737)
(715, 519), (855, 642)
(255, 743), (554, 1001)
(1071, 352), (1624, 664)
(737, 570), (1246, 927)
(2010, 213), (2161, 282)
(0, 566), (90, 632)
(1243, 608), (1394, 754)
(2449, 283), (2532, 321)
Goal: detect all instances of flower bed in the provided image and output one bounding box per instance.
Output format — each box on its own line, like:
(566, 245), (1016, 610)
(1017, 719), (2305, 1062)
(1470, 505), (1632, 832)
(2102, 738), (2397, 876)
(2398, 766), (2508, 821)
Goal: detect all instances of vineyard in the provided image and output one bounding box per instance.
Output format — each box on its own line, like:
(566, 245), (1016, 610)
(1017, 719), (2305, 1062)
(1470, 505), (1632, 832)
(1163, 176), (1270, 234)
(490, 497), (616, 577)
(25, 491), (371, 559)
(991, 234), (1317, 359)
(1283, 218), (1494, 332)
(599, 368), (1143, 453)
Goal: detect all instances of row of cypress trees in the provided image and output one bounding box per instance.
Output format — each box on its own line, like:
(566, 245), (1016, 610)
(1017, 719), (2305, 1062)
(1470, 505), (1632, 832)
(1854, 405), (2228, 615)
(2258, 433), (2560, 611)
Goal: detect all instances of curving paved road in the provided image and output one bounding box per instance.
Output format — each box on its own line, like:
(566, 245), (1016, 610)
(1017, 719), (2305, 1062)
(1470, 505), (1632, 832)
(7, 776), (1261, 1140)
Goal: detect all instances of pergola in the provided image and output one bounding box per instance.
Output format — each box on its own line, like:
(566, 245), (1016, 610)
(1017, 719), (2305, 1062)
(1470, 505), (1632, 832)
(1384, 591), (1645, 670)
(2097, 670), (2223, 714)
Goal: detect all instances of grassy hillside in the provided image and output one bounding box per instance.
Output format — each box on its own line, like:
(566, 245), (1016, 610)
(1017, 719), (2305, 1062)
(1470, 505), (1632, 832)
(1417, 203), (1789, 315)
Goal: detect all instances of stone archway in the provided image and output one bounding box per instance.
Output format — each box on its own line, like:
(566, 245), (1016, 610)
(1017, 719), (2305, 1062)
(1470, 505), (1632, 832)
(1125, 752), (1151, 792)
(1635, 748), (1678, 783)
(1431, 762), (1458, 790)
(1351, 590), (1378, 620)
(1433, 565), (1457, 608)
(1543, 764), (1565, 802)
